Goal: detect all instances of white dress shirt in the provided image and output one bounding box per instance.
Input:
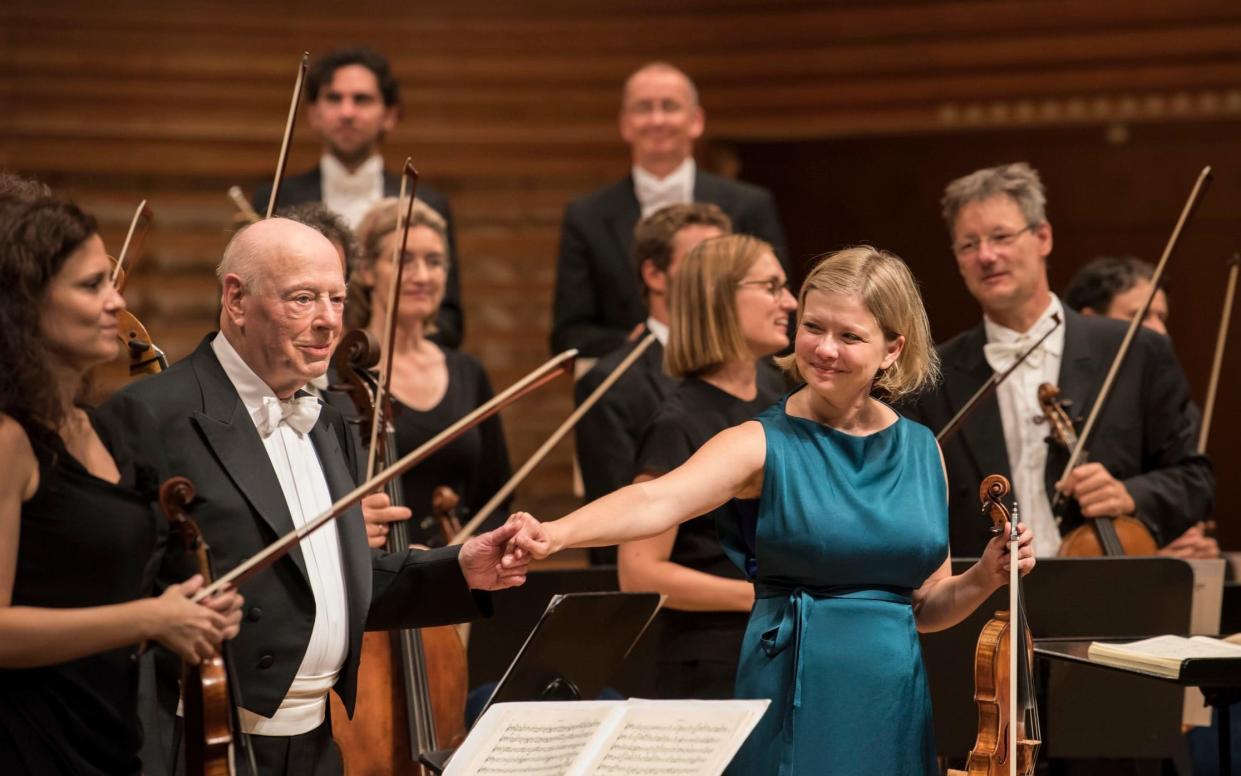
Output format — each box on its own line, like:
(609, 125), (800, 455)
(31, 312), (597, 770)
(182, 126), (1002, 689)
(211, 334), (350, 736)
(633, 158), (696, 218)
(321, 153), (385, 229)
(982, 295), (1066, 557)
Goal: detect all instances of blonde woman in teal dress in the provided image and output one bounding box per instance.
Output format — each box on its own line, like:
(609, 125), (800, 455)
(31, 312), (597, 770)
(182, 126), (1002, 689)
(508, 245), (1036, 775)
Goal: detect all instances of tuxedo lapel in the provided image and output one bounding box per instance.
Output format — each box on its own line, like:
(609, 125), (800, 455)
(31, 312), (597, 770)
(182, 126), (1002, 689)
(188, 338), (309, 582)
(309, 420), (370, 625)
(603, 178), (642, 263)
(943, 324), (1013, 483)
(382, 170), (400, 198)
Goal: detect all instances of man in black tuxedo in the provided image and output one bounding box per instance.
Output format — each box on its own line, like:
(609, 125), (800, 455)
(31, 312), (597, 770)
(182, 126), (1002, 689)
(575, 204), (731, 536)
(104, 218), (527, 775)
(551, 62), (787, 357)
(251, 47), (464, 348)
(904, 162), (1212, 558)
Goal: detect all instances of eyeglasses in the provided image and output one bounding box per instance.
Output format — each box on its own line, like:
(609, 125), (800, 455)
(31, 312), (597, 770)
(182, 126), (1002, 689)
(952, 224), (1036, 258)
(737, 277), (790, 299)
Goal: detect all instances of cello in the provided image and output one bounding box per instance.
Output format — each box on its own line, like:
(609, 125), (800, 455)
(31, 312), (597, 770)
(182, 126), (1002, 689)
(949, 474), (1041, 776)
(328, 328), (469, 775)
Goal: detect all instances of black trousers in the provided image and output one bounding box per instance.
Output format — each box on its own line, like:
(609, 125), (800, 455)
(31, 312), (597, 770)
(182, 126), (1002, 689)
(247, 720), (343, 776)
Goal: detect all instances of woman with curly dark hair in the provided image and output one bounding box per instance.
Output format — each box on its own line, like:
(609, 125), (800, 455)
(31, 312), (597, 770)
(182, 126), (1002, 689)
(0, 193), (243, 775)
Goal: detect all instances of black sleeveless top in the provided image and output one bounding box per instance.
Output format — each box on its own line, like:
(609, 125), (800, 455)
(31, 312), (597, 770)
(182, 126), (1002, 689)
(0, 410), (165, 775)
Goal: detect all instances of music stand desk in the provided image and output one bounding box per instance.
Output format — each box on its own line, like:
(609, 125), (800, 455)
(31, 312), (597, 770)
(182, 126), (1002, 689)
(1036, 636), (1241, 775)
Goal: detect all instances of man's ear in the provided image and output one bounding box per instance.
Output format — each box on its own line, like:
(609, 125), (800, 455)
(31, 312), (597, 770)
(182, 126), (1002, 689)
(640, 258), (668, 296)
(220, 275), (247, 327)
(381, 105), (398, 135)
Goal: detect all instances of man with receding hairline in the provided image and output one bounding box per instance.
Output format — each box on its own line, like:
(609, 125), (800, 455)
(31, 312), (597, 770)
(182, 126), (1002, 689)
(550, 61), (788, 358)
(103, 218), (528, 776)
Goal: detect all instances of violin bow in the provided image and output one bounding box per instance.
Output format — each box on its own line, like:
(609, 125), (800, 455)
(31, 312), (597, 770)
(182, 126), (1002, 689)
(193, 349), (577, 602)
(1198, 254), (1239, 454)
(227, 186), (261, 225)
(449, 331), (659, 545)
(936, 313), (1061, 444)
(365, 159), (420, 480)
(265, 52), (309, 219)
(110, 199), (153, 290)
(1053, 166), (1212, 510)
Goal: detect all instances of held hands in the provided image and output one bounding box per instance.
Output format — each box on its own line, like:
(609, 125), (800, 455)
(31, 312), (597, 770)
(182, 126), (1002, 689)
(500, 511), (560, 563)
(1158, 522), (1221, 560)
(362, 491), (413, 549)
(1055, 462), (1136, 518)
(458, 513), (535, 591)
(978, 521), (1036, 589)
(149, 574), (244, 665)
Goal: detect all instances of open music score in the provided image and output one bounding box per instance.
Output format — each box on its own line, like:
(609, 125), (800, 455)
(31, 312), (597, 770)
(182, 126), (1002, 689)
(444, 699), (769, 776)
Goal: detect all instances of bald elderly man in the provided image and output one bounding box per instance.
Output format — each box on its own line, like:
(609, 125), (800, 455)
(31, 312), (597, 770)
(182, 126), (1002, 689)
(103, 218), (528, 775)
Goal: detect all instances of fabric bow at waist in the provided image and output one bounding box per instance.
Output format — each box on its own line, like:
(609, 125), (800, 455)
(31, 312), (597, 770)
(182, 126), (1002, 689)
(753, 582), (913, 775)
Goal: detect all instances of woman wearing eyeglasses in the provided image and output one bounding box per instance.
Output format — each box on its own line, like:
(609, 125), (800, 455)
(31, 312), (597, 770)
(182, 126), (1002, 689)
(348, 198), (511, 548)
(619, 234), (793, 700)
(507, 245), (1035, 776)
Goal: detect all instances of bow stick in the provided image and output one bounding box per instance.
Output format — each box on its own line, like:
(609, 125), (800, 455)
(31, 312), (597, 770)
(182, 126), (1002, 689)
(228, 186), (261, 224)
(110, 199), (153, 289)
(265, 52), (309, 218)
(936, 313), (1061, 444)
(365, 158), (420, 480)
(450, 332), (659, 545)
(193, 349), (577, 602)
(1053, 165), (1212, 508)
(1199, 254), (1239, 454)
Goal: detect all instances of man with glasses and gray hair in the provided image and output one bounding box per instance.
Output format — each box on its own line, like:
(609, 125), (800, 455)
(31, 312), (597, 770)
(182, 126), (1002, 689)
(903, 162), (1211, 560)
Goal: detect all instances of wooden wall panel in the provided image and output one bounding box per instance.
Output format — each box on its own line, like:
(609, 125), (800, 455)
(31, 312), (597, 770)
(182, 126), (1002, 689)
(4, 0), (1240, 525)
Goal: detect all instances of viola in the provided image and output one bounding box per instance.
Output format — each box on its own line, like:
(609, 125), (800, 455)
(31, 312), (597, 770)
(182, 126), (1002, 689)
(1038, 384), (1157, 556)
(950, 474), (1041, 776)
(108, 201), (168, 375)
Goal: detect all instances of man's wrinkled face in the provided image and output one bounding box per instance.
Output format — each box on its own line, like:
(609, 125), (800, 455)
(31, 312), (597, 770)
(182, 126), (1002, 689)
(225, 234), (346, 397)
(951, 194), (1052, 317)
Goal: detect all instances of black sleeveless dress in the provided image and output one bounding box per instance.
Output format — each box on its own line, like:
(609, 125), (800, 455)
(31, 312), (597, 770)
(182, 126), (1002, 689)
(0, 411), (166, 775)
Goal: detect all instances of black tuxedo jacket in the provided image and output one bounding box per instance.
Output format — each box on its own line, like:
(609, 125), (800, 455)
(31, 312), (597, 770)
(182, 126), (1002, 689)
(902, 308), (1213, 556)
(551, 170), (788, 357)
(101, 335), (486, 721)
(252, 166), (464, 349)
(574, 330), (677, 502)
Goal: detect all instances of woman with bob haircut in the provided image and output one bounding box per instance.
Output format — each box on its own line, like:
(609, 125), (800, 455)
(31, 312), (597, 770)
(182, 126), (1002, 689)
(621, 234), (794, 700)
(506, 245), (1036, 775)
(348, 197), (510, 548)
(0, 194), (243, 775)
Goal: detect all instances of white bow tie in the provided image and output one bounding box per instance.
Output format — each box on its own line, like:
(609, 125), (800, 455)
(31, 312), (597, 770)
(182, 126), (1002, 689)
(254, 395), (321, 437)
(983, 338), (1044, 373)
(636, 178), (689, 218)
(326, 174), (375, 198)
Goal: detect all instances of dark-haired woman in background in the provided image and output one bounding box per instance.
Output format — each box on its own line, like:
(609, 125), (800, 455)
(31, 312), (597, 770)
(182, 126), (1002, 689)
(0, 194), (243, 775)
(620, 234), (793, 699)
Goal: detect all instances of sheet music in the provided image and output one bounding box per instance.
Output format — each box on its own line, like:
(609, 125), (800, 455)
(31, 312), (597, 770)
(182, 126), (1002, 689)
(448, 702), (613, 775)
(445, 700), (769, 776)
(590, 701), (767, 775)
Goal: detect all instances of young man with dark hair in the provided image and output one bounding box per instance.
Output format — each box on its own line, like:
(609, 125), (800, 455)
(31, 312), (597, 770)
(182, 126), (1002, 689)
(252, 47), (464, 347)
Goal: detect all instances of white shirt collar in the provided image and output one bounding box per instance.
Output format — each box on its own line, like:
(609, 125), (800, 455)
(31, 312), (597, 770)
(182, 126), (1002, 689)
(983, 294), (1065, 358)
(321, 153), (383, 185)
(320, 154), (385, 228)
(632, 158), (696, 218)
(645, 316), (670, 346)
(211, 332), (282, 413)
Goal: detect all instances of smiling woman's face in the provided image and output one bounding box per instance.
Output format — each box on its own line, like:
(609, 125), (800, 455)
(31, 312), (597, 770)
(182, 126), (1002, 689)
(793, 289), (903, 400)
(40, 233), (125, 373)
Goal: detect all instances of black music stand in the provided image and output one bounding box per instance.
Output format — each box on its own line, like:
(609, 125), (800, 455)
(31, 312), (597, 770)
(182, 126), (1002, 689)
(921, 557), (1196, 760)
(1035, 637), (1241, 775)
(420, 591), (663, 773)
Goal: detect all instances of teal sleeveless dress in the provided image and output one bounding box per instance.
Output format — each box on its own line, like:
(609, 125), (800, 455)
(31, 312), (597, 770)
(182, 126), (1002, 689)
(720, 394), (948, 776)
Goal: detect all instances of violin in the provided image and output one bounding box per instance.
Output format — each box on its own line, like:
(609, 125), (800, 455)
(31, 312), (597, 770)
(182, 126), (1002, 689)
(158, 476), (245, 776)
(950, 474), (1041, 776)
(108, 201), (168, 375)
(328, 328), (468, 774)
(1038, 384), (1157, 556)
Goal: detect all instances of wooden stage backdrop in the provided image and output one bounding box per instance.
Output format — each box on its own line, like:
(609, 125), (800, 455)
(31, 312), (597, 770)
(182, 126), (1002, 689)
(3, 0), (1240, 544)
